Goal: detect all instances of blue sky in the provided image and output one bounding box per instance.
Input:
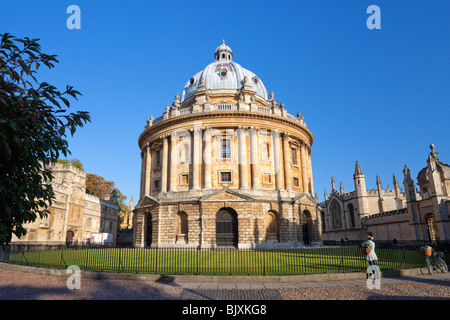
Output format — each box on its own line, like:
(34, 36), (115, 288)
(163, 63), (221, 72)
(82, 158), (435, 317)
(2, 0), (449, 204)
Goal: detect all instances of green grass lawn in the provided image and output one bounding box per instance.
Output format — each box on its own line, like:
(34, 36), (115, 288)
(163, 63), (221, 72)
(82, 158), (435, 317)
(9, 247), (426, 275)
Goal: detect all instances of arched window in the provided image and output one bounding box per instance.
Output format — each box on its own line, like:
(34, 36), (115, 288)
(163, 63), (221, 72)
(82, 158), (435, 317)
(321, 211), (326, 231)
(330, 201), (341, 229)
(348, 203), (356, 228)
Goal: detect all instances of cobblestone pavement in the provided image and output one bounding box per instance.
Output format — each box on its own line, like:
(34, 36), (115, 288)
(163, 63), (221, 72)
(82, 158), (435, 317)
(0, 268), (449, 300)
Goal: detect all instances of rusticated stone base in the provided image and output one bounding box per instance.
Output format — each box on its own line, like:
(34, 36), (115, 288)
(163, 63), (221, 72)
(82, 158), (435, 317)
(133, 189), (322, 248)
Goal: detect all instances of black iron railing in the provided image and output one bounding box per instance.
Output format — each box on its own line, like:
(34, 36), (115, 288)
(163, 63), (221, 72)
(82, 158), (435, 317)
(1, 243), (442, 276)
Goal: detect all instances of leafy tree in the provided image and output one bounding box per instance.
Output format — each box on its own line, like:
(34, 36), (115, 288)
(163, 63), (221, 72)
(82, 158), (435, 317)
(0, 33), (90, 245)
(57, 158), (84, 171)
(86, 175), (130, 229)
(85, 173), (115, 199)
(111, 188), (130, 229)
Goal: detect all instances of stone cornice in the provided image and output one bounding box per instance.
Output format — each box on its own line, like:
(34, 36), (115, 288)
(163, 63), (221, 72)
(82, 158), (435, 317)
(138, 111), (313, 148)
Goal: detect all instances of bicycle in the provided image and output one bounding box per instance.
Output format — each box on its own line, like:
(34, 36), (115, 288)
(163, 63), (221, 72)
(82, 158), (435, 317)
(420, 247), (448, 275)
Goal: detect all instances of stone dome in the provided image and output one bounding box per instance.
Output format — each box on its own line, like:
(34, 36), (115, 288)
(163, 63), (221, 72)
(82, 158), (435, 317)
(181, 41), (268, 102)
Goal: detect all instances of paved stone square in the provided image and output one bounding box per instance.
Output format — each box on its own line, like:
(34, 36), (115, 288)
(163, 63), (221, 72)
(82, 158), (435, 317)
(0, 268), (449, 300)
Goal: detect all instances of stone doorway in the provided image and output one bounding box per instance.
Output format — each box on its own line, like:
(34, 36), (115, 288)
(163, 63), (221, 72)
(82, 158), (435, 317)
(216, 208), (238, 247)
(66, 230), (74, 247)
(301, 210), (313, 245)
(146, 213), (153, 247)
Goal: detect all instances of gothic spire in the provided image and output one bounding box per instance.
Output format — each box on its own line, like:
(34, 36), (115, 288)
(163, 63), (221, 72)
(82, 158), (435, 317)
(354, 161), (363, 175)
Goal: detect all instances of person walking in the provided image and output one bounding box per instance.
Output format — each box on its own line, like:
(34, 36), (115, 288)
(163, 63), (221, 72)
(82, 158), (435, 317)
(362, 232), (379, 281)
(362, 232), (377, 265)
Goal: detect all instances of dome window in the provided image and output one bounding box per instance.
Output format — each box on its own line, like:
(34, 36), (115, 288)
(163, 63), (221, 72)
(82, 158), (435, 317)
(219, 69), (228, 78)
(189, 77), (195, 86)
(253, 77), (259, 84)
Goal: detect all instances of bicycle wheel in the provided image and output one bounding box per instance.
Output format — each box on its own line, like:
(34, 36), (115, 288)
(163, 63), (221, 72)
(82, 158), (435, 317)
(436, 257), (448, 273)
(426, 258), (434, 275)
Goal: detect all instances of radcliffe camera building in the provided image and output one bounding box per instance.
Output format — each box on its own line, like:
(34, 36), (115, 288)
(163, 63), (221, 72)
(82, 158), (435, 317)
(133, 42), (322, 248)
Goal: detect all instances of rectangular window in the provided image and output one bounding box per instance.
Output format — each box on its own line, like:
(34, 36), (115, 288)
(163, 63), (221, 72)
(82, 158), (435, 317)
(180, 174), (189, 185)
(261, 142), (270, 161)
(220, 171), (232, 183)
(262, 173), (272, 184)
(293, 177), (299, 187)
(221, 138), (231, 160)
(179, 144), (190, 163)
(155, 150), (161, 168)
(291, 147), (298, 165)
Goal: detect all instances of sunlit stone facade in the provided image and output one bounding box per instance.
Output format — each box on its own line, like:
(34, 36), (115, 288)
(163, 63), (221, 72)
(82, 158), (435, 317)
(320, 145), (450, 243)
(133, 42), (322, 248)
(11, 163), (119, 245)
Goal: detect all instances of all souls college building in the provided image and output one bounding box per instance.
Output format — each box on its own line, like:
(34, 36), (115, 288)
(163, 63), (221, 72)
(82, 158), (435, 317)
(320, 145), (450, 244)
(133, 42), (322, 248)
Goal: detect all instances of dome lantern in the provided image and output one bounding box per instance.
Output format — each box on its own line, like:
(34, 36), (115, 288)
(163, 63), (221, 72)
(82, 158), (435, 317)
(214, 40), (233, 61)
(181, 41), (268, 103)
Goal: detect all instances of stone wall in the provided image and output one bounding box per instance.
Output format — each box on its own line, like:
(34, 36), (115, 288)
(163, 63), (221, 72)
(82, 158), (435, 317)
(133, 191), (323, 248)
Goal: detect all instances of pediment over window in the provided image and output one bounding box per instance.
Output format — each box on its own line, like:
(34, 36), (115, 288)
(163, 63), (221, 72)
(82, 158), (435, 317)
(135, 195), (159, 209)
(292, 193), (318, 206)
(199, 189), (254, 202)
(150, 142), (163, 151)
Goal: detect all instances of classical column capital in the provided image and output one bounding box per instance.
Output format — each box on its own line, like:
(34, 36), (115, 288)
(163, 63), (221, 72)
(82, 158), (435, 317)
(159, 133), (170, 140)
(190, 127), (203, 135)
(281, 132), (290, 139)
(248, 126), (260, 134)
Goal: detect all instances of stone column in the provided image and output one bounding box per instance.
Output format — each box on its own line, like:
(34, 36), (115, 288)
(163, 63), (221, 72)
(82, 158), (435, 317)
(237, 126), (249, 189)
(203, 129), (212, 189)
(139, 149), (145, 199)
(249, 127), (261, 189)
(300, 143), (308, 193)
(161, 135), (169, 193)
(273, 129), (283, 190)
(144, 143), (152, 195)
(282, 132), (292, 191)
(192, 127), (202, 190)
(307, 146), (314, 195)
(169, 133), (178, 192)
